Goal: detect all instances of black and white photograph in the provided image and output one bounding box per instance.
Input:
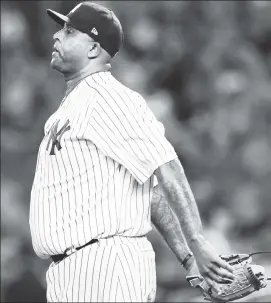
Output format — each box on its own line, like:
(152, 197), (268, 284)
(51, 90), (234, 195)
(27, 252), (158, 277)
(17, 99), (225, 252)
(1, 1), (271, 302)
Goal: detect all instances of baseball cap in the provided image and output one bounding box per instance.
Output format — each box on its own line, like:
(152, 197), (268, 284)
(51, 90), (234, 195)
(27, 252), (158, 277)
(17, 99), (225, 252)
(47, 2), (124, 57)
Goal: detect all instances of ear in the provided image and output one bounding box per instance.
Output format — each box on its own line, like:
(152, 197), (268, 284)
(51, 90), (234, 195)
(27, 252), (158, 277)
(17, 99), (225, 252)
(87, 43), (101, 59)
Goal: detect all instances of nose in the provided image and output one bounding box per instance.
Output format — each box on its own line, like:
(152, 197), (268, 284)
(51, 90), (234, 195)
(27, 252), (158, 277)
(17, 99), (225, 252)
(53, 28), (64, 42)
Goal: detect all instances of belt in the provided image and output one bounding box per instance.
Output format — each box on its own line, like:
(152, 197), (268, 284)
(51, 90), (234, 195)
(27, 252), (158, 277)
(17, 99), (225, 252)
(51, 239), (98, 263)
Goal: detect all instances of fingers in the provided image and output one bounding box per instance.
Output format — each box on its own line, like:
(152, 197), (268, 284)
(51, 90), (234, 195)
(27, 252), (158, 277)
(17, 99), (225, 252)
(203, 267), (231, 284)
(205, 270), (224, 283)
(204, 276), (221, 294)
(211, 263), (235, 282)
(201, 261), (234, 285)
(217, 258), (234, 273)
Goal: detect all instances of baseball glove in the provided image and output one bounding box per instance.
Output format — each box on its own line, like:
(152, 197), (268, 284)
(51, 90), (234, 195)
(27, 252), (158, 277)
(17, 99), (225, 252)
(186, 252), (271, 302)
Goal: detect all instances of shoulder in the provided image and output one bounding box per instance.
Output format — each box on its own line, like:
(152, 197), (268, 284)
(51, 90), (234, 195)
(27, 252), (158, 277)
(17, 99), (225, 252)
(69, 78), (99, 104)
(87, 72), (147, 109)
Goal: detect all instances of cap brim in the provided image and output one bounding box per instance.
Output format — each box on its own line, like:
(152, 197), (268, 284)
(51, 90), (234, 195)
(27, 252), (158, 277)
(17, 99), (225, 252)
(47, 9), (70, 26)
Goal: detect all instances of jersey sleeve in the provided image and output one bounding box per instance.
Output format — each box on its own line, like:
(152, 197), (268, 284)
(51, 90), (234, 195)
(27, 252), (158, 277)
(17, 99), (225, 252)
(86, 90), (178, 184)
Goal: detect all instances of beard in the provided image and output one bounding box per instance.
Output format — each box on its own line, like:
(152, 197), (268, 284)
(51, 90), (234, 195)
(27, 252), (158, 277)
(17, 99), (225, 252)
(50, 52), (65, 72)
(50, 50), (86, 76)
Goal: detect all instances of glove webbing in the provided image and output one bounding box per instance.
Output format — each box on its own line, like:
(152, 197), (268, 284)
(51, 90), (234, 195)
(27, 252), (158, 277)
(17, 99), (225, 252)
(247, 251), (271, 280)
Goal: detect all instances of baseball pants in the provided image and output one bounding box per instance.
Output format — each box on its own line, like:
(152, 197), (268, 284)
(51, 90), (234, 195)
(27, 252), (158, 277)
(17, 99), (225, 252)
(46, 236), (156, 302)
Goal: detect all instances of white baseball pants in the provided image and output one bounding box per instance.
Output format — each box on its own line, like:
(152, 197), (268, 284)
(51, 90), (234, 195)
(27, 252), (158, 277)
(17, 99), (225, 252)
(46, 236), (156, 302)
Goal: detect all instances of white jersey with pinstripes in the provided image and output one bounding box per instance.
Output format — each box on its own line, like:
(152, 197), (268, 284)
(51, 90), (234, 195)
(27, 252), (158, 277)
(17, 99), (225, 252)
(29, 71), (178, 259)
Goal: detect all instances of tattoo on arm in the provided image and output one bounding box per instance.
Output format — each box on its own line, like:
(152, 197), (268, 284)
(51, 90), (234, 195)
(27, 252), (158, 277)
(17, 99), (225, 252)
(154, 158), (204, 245)
(151, 185), (194, 268)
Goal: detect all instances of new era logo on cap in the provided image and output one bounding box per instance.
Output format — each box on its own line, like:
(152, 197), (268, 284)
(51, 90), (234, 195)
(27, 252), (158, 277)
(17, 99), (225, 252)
(91, 27), (98, 35)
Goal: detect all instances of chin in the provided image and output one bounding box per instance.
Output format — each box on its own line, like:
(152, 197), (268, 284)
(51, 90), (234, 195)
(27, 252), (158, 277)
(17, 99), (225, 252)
(50, 59), (64, 73)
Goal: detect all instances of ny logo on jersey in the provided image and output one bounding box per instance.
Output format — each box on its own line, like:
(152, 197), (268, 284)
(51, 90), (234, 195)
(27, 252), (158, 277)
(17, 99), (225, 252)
(46, 119), (71, 155)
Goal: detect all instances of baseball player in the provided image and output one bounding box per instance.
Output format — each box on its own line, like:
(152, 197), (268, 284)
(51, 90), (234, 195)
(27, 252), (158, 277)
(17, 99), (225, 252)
(29, 2), (234, 302)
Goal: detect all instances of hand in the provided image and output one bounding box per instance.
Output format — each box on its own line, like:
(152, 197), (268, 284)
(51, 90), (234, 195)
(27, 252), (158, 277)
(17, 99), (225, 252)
(189, 236), (234, 290)
(185, 257), (222, 294)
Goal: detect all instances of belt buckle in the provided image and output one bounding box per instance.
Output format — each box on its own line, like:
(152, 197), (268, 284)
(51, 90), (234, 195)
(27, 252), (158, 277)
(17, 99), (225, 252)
(65, 246), (77, 256)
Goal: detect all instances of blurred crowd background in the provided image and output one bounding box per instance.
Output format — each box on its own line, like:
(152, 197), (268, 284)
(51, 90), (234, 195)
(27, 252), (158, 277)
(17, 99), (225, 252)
(1, 1), (271, 302)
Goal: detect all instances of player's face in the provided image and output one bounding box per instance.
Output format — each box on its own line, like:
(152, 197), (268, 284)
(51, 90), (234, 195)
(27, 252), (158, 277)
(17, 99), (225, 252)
(51, 23), (94, 75)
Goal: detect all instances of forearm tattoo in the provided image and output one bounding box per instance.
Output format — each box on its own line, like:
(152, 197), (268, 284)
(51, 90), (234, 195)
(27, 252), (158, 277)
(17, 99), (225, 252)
(151, 186), (192, 264)
(155, 158), (204, 245)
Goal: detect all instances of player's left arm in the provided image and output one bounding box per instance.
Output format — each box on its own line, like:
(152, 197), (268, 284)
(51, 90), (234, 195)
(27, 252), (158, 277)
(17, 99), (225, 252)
(150, 185), (196, 272)
(154, 158), (234, 287)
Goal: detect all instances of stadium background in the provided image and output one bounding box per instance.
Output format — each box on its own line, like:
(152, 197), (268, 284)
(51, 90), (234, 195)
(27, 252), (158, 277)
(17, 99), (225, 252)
(1, 1), (271, 302)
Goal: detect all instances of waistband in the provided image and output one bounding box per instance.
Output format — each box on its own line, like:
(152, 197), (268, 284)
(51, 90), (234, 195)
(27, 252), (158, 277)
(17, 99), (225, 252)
(51, 235), (152, 263)
(51, 238), (98, 263)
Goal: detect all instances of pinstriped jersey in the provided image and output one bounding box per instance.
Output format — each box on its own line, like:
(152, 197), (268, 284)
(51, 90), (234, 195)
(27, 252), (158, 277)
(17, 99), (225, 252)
(29, 71), (178, 259)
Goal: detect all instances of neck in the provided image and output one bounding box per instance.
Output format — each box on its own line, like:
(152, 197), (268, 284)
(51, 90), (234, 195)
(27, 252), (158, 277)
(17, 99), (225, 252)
(64, 63), (111, 95)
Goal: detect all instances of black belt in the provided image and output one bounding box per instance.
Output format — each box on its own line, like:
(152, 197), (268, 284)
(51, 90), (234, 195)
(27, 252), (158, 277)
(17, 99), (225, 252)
(51, 239), (98, 263)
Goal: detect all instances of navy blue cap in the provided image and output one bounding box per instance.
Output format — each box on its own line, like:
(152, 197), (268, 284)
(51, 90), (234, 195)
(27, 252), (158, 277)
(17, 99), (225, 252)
(47, 2), (124, 57)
